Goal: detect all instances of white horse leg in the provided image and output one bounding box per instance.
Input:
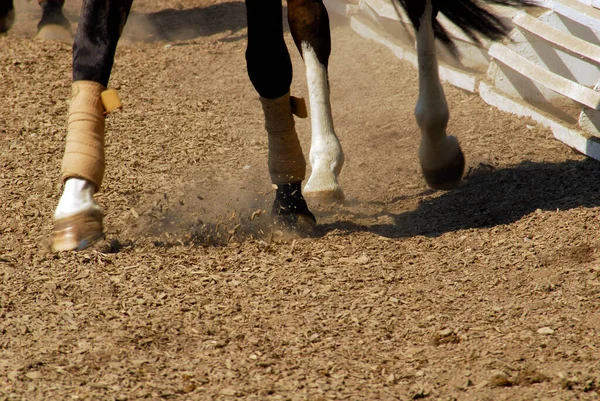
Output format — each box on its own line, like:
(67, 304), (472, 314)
(414, 0), (465, 190)
(301, 42), (345, 201)
(287, 0), (344, 202)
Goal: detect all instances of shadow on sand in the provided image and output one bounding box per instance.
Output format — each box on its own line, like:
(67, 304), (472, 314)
(122, 2), (248, 43)
(130, 157), (600, 252)
(319, 158), (600, 238)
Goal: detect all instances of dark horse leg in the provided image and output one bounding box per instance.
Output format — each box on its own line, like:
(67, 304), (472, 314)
(0, 0), (15, 33)
(52, 0), (132, 251)
(245, 0), (316, 230)
(36, 0), (72, 40)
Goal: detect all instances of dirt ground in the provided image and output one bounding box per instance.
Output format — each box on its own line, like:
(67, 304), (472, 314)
(2, 0), (600, 400)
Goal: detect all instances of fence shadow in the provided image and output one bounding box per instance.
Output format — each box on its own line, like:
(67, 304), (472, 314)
(319, 158), (600, 238)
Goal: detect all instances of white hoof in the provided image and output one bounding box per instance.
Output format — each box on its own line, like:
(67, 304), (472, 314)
(303, 168), (344, 202)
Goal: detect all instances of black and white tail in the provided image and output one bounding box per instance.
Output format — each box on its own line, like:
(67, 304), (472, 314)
(394, 0), (538, 56)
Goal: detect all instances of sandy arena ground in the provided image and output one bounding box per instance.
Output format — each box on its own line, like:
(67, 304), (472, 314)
(2, 0), (600, 400)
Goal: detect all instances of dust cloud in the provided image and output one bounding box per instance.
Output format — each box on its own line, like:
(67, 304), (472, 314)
(124, 176), (308, 248)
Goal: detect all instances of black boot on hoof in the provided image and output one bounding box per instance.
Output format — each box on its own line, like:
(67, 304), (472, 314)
(421, 146), (465, 191)
(272, 182), (317, 233)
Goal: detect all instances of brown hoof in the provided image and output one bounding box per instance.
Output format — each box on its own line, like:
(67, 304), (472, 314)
(303, 188), (345, 204)
(36, 24), (72, 42)
(52, 210), (104, 251)
(421, 146), (465, 191)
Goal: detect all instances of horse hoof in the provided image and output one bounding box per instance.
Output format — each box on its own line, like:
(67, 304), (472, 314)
(421, 146), (465, 190)
(272, 182), (317, 233)
(274, 211), (317, 235)
(0, 9), (15, 34)
(303, 188), (345, 204)
(36, 24), (72, 41)
(52, 210), (104, 251)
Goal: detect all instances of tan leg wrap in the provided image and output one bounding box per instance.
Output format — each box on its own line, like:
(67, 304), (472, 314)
(61, 81), (106, 192)
(260, 93), (307, 185)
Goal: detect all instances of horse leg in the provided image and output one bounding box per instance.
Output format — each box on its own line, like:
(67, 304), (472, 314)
(414, 0), (465, 190)
(245, 0), (316, 229)
(288, 0), (344, 202)
(0, 0), (14, 33)
(52, 0), (132, 251)
(36, 0), (71, 41)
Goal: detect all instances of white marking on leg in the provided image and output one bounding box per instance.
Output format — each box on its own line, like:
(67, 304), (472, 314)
(301, 42), (344, 197)
(414, 0), (461, 171)
(54, 178), (101, 220)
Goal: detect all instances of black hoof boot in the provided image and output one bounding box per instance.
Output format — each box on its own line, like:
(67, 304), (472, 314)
(272, 182), (317, 232)
(0, 1), (15, 34)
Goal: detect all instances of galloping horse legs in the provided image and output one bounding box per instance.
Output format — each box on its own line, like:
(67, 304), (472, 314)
(245, 0), (316, 228)
(52, 0), (132, 251)
(414, 0), (465, 190)
(288, 0), (344, 201)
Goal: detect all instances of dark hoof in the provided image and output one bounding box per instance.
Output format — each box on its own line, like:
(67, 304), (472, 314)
(421, 146), (465, 190)
(37, 3), (71, 41)
(0, 9), (15, 34)
(272, 182), (317, 232)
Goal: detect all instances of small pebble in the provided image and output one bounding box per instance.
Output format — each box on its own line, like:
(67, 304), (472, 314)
(537, 327), (554, 335)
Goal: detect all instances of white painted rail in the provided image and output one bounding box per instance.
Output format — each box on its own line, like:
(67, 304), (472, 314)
(513, 10), (600, 64)
(545, 0), (600, 31)
(488, 42), (600, 109)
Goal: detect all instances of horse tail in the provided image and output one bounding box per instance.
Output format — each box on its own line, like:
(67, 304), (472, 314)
(394, 0), (537, 56)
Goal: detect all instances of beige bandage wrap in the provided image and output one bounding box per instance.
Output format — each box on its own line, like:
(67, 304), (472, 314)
(61, 81), (109, 192)
(101, 89), (122, 114)
(260, 93), (307, 185)
(290, 96), (308, 119)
